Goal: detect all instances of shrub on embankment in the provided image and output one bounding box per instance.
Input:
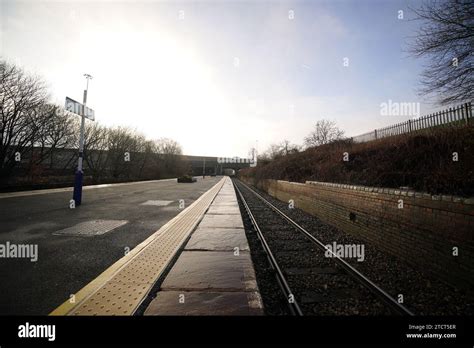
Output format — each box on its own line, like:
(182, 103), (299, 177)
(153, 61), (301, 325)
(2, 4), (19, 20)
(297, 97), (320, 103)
(240, 125), (474, 197)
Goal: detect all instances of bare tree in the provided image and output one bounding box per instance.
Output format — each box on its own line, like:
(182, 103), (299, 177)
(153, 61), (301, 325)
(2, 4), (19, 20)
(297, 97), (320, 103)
(268, 143), (284, 159)
(136, 139), (156, 179)
(279, 139), (300, 156)
(0, 60), (49, 180)
(28, 104), (78, 170)
(304, 119), (344, 148)
(257, 139), (300, 163)
(83, 122), (110, 181)
(247, 147), (258, 165)
(43, 106), (77, 152)
(155, 138), (183, 155)
(154, 138), (185, 177)
(409, 0), (474, 105)
(105, 127), (136, 178)
(256, 148), (271, 165)
(0, 60), (187, 185)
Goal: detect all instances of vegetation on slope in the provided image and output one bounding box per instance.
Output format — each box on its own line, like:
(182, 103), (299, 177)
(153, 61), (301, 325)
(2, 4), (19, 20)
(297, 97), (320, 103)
(240, 125), (474, 197)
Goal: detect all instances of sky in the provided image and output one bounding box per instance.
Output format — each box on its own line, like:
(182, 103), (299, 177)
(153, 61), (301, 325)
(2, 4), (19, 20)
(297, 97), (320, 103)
(0, 0), (441, 157)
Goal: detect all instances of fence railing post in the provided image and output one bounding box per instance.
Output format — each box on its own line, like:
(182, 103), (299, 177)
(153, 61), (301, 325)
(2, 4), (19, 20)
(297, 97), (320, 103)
(465, 103), (470, 125)
(352, 101), (471, 143)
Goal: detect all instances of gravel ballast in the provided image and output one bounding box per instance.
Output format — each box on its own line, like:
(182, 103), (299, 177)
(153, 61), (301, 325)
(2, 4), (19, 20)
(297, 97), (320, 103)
(233, 178), (474, 316)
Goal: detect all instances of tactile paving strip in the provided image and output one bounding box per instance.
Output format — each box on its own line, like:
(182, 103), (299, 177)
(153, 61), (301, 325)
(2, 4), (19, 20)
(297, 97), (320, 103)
(51, 177), (225, 316)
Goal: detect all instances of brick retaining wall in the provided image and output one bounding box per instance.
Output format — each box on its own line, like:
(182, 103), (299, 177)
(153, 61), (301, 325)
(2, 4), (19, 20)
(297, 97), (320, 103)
(240, 177), (474, 290)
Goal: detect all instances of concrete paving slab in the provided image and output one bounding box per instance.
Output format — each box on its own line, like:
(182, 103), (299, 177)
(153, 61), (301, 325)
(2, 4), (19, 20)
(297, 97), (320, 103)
(161, 251), (258, 291)
(185, 227), (249, 251)
(210, 201), (239, 207)
(207, 205), (241, 215)
(199, 214), (244, 229)
(144, 291), (263, 315)
(212, 195), (237, 204)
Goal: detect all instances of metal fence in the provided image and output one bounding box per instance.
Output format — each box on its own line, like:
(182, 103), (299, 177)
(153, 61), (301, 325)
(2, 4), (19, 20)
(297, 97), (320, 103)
(352, 102), (473, 143)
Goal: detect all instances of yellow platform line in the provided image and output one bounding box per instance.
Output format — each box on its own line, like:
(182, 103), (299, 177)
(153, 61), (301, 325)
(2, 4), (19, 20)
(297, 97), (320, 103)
(50, 177), (226, 316)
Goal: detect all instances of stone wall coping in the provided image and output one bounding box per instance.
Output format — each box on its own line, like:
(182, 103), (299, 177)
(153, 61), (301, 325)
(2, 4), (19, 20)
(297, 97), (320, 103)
(276, 180), (306, 186)
(304, 180), (474, 204)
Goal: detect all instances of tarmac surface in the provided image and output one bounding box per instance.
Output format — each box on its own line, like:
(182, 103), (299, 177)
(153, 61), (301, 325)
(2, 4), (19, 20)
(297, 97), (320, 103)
(0, 176), (221, 315)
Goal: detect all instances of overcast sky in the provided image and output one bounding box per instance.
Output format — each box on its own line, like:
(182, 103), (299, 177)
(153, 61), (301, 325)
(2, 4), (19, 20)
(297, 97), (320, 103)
(1, 0), (439, 157)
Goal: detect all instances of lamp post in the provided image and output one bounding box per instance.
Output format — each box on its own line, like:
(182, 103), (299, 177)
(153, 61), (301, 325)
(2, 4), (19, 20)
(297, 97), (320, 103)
(202, 157), (206, 179)
(72, 73), (93, 206)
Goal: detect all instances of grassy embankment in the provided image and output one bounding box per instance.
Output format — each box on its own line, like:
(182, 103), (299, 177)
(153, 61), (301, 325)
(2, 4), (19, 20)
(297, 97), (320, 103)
(240, 125), (474, 197)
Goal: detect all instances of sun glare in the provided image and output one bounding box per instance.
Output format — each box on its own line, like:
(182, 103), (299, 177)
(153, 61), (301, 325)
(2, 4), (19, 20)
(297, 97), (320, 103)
(76, 28), (231, 153)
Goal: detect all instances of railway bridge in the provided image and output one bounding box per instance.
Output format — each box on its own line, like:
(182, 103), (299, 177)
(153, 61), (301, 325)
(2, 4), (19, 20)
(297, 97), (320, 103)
(183, 155), (256, 176)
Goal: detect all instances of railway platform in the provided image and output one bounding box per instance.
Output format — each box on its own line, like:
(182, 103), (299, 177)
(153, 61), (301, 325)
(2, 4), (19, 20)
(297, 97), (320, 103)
(144, 177), (263, 315)
(50, 176), (263, 316)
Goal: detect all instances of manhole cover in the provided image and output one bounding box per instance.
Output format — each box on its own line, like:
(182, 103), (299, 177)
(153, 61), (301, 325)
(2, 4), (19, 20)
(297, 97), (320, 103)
(53, 220), (128, 236)
(140, 200), (174, 206)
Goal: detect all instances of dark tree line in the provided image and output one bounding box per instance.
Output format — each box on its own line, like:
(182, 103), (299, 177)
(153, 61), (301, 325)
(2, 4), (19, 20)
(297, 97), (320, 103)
(0, 59), (186, 187)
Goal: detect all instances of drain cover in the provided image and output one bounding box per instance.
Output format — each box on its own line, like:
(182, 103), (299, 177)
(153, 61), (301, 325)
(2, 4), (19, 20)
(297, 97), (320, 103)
(140, 200), (174, 206)
(53, 220), (128, 236)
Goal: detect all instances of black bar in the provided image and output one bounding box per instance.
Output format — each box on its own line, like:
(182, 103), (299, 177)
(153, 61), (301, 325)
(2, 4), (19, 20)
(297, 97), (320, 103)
(0, 316), (472, 346)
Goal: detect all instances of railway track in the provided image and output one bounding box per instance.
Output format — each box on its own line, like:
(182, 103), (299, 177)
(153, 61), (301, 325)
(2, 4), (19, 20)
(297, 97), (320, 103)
(233, 178), (414, 316)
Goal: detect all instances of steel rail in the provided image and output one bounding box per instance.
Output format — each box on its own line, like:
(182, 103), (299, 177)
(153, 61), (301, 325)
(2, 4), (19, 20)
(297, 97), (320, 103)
(234, 181), (304, 316)
(236, 179), (414, 316)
